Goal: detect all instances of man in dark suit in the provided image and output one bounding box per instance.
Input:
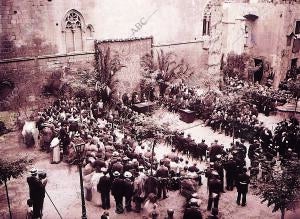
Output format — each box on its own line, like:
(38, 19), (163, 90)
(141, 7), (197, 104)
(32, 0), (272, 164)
(197, 139), (208, 162)
(207, 171), (222, 211)
(111, 171), (125, 214)
(27, 168), (44, 219)
(123, 171), (134, 212)
(236, 167), (250, 206)
(209, 140), (223, 162)
(156, 161), (169, 199)
(224, 157), (236, 191)
(97, 168), (111, 210)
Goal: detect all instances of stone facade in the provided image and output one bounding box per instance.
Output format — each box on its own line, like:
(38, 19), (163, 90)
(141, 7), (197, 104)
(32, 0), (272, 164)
(0, 0), (209, 107)
(220, 1), (300, 87)
(1, 0), (300, 108)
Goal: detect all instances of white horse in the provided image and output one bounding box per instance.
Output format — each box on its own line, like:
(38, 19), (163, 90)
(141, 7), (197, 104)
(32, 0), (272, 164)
(22, 121), (39, 147)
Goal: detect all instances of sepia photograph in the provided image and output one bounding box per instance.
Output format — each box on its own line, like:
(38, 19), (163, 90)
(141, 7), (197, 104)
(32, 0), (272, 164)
(0, 0), (300, 218)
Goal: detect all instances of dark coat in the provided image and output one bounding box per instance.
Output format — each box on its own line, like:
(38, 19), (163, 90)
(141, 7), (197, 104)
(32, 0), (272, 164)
(198, 143), (208, 155)
(224, 159), (236, 177)
(156, 166), (169, 178)
(144, 176), (158, 196)
(236, 173), (250, 193)
(183, 207), (203, 219)
(27, 176), (43, 201)
(209, 144), (223, 161)
(208, 178), (222, 195)
(123, 178), (134, 198)
(97, 174), (111, 194)
(111, 178), (124, 197)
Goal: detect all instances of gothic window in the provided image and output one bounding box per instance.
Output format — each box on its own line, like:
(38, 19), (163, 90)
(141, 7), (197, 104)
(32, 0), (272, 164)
(86, 24), (94, 38)
(63, 10), (85, 53)
(203, 5), (211, 36)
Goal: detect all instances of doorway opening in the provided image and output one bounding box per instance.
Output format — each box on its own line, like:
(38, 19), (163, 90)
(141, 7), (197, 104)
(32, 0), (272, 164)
(291, 58), (298, 69)
(254, 58), (263, 83)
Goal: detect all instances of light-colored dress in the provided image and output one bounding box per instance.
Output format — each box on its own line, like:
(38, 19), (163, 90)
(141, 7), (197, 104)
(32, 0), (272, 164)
(91, 172), (103, 205)
(22, 121), (39, 147)
(50, 137), (60, 163)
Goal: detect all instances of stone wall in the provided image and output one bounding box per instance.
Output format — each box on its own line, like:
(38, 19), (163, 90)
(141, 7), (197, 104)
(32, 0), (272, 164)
(95, 38), (153, 95)
(0, 52), (95, 110)
(153, 41), (209, 87)
(0, 0), (210, 109)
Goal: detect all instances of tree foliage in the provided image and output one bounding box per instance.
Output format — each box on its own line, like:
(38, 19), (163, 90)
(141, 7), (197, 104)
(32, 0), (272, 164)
(287, 77), (300, 100)
(0, 156), (32, 184)
(95, 46), (125, 87)
(254, 155), (300, 218)
(156, 49), (194, 82)
(222, 52), (250, 80)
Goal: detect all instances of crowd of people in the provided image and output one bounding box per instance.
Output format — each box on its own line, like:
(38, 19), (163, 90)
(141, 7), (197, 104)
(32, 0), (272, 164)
(21, 74), (300, 218)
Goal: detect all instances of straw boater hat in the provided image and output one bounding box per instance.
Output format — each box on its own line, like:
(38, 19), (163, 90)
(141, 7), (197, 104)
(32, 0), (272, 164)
(124, 171), (133, 178)
(30, 168), (37, 175)
(113, 171), (120, 177)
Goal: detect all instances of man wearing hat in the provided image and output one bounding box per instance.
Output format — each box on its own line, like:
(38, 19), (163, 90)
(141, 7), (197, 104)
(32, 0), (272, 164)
(27, 168), (44, 219)
(236, 167), (250, 206)
(111, 171), (125, 214)
(207, 171), (222, 211)
(183, 199), (203, 219)
(197, 139), (208, 162)
(123, 171), (134, 212)
(156, 161), (169, 199)
(223, 156), (236, 191)
(209, 140), (223, 162)
(214, 156), (225, 192)
(97, 168), (111, 210)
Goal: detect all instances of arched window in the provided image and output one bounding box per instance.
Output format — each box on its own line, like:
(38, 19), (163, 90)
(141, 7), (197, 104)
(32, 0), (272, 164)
(63, 9), (85, 53)
(203, 4), (211, 36)
(86, 24), (94, 39)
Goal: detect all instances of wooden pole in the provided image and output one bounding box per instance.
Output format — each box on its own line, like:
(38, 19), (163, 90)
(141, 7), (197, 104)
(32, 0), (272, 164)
(4, 180), (12, 219)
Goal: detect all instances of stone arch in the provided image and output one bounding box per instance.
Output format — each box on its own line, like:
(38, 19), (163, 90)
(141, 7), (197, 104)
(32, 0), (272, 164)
(62, 9), (86, 53)
(86, 24), (94, 38)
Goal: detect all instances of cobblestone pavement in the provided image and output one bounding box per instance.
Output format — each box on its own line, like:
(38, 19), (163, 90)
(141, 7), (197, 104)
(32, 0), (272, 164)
(0, 112), (299, 219)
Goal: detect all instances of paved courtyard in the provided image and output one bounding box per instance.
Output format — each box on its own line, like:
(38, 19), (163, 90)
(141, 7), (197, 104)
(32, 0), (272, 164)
(0, 111), (299, 219)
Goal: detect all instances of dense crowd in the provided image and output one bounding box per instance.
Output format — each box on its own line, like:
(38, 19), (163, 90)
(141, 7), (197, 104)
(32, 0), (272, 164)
(22, 77), (300, 218)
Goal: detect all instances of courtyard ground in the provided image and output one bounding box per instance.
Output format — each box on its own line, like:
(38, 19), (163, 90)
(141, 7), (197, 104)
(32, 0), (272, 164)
(0, 110), (299, 219)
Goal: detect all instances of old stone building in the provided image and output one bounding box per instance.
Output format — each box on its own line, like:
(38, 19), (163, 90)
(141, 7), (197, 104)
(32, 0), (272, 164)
(0, 0), (300, 106)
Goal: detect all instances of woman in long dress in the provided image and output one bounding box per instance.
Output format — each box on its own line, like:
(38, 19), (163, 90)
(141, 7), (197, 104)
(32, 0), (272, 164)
(50, 137), (60, 164)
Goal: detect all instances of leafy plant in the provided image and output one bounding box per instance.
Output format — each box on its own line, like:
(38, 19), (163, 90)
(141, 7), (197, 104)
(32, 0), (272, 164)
(222, 52), (250, 80)
(286, 77), (300, 113)
(0, 156), (32, 219)
(140, 53), (156, 75)
(253, 156), (300, 219)
(95, 46), (125, 104)
(156, 49), (194, 82)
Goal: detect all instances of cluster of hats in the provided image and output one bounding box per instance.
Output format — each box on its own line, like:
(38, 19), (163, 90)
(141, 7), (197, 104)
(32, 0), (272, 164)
(113, 171), (133, 178)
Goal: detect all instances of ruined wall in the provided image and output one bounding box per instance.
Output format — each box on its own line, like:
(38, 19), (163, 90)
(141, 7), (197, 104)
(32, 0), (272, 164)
(0, 0), (209, 108)
(207, 0), (224, 88)
(218, 2), (300, 87)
